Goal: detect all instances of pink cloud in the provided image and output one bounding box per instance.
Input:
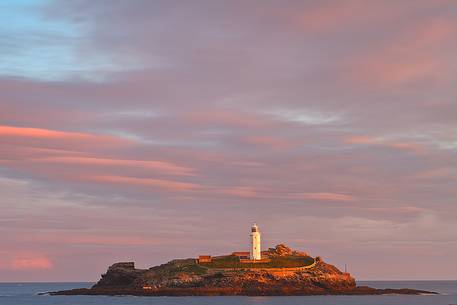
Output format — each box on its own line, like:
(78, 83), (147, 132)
(300, 192), (355, 202)
(412, 17), (456, 46)
(14, 233), (163, 247)
(11, 256), (52, 270)
(354, 55), (441, 87)
(216, 186), (355, 202)
(345, 135), (424, 153)
(34, 156), (195, 176)
(91, 175), (201, 192)
(0, 125), (95, 139)
(67, 235), (156, 246)
(290, 1), (410, 33)
(345, 136), (378, 145)
(349, 17), (457, 87)
(387, 142), (424, 153)
(293, 1), (360, 32)
(0, 125), (130, 149)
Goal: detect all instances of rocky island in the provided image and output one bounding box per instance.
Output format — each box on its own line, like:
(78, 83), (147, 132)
(50, 244), (435, 296)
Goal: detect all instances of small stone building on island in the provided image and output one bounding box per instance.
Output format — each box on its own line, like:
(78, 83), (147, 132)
(197, 255), (212, 263)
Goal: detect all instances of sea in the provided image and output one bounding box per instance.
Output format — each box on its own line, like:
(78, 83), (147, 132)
(0, 281), (456, 305)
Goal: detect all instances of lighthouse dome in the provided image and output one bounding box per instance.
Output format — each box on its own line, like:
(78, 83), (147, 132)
(251, 223), (259, 232)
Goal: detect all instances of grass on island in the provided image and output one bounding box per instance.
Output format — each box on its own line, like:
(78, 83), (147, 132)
(177, 264), (208, 275)
(151, 259), (209, 276)
(199, 255), (315, 269)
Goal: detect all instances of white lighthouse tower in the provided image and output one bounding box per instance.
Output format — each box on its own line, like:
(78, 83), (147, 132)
(250, 223), (261, 260)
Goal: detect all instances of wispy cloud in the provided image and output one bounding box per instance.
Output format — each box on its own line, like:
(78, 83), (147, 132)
(299, 192), (355, 202)
(10, 256), (52, 270)
(265, 109), (345, 125)
(91, 175), (201, 192)
(0, 125), (96, 139)
(345, 135), (425, 153)
(34, 156), (195, 176)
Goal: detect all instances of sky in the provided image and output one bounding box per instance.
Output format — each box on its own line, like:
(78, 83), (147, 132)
(0, 0), (456, 281)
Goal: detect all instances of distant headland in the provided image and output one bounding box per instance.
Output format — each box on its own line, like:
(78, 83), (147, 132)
(50, 224), (436, 296)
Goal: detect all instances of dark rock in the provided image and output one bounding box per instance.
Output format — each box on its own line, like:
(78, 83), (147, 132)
(93, 262), (147, 288)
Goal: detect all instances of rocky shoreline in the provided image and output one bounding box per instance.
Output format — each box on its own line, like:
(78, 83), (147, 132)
(49, 286), (436, 296)
(48, 245), (437, 297)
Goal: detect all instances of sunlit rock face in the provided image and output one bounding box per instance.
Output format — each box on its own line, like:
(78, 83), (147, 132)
(267, 244), (309, 257)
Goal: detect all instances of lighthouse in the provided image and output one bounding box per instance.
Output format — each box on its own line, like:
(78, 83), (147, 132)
(250, 223), (261, 260)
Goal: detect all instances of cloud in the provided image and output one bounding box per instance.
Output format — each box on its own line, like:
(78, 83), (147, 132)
(345, 136), (377, 145)
(33, 156), (195, 176)
(15, 232), (164, 247)
(348, 17), (457, 87)
(300, 192), (355, 202)
(265, 108), (344, 125)
(91, 175), (201, 192)
(345, 135), (425, 153)
(10, 256), (52, 270)
(214, 186), (355, 202)
(0, 125), (95, 139)
(291, 1), (381, 33)
(0, 0), (144, 82)
(0, 125), (130, 150)
(220, 186), (263, 199)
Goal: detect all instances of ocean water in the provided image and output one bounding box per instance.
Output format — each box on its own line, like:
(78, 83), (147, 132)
(0, 281), (456, 305)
